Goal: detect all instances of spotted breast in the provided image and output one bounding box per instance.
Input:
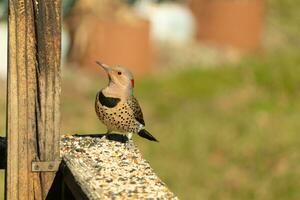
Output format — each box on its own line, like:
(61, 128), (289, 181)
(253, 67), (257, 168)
(95, 91), (144, 134)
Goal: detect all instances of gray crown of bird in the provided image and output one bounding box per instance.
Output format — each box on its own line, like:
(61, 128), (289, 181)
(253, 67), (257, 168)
(95, 61), (158, 142)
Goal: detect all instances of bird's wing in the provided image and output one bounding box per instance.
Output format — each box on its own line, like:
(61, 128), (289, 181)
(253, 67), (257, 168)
(128, 96), (145, 126)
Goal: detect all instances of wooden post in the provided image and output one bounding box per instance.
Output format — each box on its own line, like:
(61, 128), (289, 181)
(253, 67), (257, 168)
(6, 0), (61, 199)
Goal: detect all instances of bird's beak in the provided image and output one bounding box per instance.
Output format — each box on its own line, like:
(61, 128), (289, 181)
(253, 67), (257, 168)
(96, 61), (111, 73)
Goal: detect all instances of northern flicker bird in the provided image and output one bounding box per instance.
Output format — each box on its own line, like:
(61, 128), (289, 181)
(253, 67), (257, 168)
(95, 61), (158, 142)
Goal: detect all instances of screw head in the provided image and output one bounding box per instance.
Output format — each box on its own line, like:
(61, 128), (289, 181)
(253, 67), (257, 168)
(34, 165), (39, 170)
(48, 164), (53, 170)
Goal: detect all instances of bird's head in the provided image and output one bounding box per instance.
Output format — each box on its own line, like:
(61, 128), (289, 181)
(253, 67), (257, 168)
(96, 61), (135, 94)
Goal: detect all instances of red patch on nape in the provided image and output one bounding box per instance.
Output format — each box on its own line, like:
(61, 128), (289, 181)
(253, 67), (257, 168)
(131, 79), (135, 88)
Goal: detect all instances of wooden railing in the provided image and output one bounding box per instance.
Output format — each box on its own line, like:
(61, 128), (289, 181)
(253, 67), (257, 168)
(59, 135), (177, 199)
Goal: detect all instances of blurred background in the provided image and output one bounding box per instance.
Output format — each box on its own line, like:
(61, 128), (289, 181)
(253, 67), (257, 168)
(1, 0), (300, 199)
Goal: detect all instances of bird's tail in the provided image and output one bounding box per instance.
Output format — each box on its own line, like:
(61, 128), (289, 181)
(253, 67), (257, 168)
(138, 129), (158, 142)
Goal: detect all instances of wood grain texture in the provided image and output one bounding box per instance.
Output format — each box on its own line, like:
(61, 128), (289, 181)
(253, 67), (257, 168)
(6, 0), (61, 199)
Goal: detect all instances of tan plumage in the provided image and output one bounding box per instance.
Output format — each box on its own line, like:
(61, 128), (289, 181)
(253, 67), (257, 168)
(95, 61), (158, 142)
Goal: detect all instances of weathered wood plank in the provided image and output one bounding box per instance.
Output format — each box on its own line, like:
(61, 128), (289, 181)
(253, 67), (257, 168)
(60, 135), (178, 199)
(6, 0), (61, 199)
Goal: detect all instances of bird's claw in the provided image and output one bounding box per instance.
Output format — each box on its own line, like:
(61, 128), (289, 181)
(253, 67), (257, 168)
(125, 139), (135, 150)
(100, 135), (107, 140)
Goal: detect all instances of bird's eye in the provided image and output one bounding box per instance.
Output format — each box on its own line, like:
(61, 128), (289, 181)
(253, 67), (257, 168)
(118, 71), (122, 75)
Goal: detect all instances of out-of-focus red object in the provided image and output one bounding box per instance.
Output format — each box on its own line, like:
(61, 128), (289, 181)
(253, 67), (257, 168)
(189, 0), (265, 52)
(66, 0), (152, 75)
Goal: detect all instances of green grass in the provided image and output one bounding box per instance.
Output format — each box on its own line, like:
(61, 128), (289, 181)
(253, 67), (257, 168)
(138, 53), (300, 200)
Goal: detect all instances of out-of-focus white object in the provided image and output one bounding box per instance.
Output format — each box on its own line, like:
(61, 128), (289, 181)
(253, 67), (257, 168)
(62, 26), (70, 64)
(135, 0), (196, 44)
(0, 23), (69, 79)
(0, 22), (7, 79)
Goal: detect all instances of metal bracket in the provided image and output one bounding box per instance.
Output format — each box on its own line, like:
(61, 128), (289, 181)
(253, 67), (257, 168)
(32, 161), (61, 172)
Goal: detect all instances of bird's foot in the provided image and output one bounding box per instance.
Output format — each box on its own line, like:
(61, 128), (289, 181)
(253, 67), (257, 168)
(100, 135), (106, 140)
(125, 139), (135, 150)
(100, 133), (109, 141)
(125, 133), (134, 149)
